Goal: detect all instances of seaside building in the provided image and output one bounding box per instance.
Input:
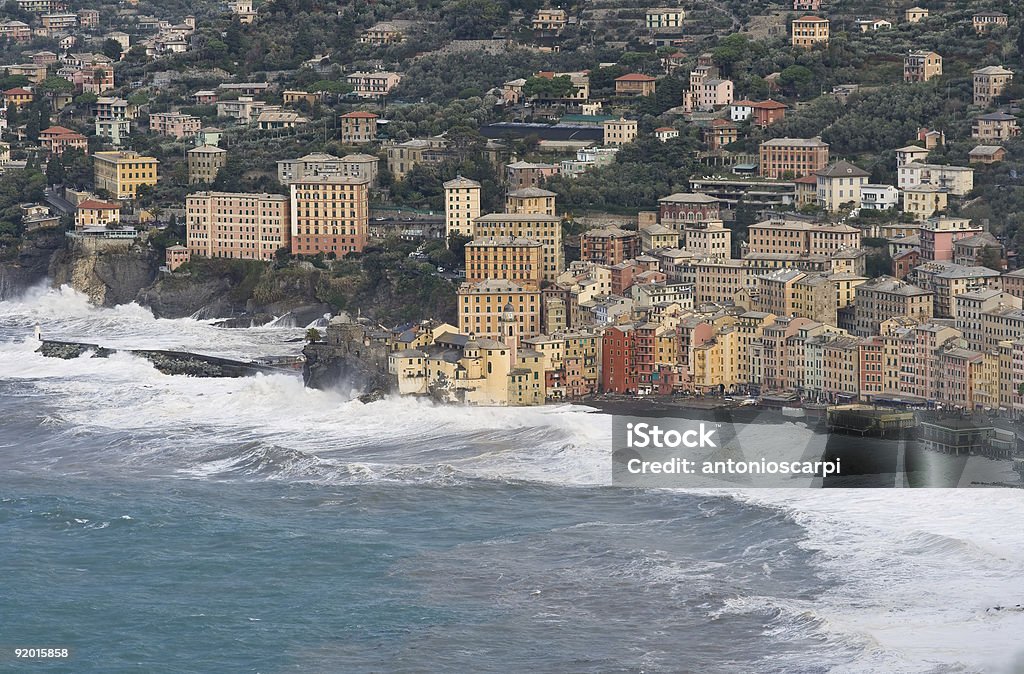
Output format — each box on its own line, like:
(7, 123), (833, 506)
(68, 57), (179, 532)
(185, 192), (291, 261)
(288, 175), (371, 256)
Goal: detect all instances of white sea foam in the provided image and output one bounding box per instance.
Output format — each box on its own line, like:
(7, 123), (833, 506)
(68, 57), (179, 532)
(4, 289), (1024, 673)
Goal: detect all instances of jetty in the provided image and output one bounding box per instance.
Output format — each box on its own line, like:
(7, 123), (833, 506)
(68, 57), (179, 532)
(37, 339), (302, 378)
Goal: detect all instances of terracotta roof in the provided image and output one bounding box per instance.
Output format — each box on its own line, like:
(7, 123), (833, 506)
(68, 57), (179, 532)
(41, 125), (77, 135)
(4, 87), (31, 95)
(77, 199), (121, 210)
(341, 111), (378, 118)
(751, 99), (787, 109)
(796, 15), (828, 22)
(616, 73), (657, 82)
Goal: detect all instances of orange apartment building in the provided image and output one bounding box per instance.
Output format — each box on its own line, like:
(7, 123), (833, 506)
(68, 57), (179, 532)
(186, 192), (291, 261)
(580, 227), (641, 266)
(39, 125), (87, 155)
(457, 279), (542, 344)
(758, 137), (829, 178)
(289, 175), (371, 256)
(904, 50), (942, 83)
(466, 236), (544, 289)
(340, 111), (378, 144)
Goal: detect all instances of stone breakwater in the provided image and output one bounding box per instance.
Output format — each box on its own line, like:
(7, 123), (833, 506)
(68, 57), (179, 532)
(37, 340), (293, 378)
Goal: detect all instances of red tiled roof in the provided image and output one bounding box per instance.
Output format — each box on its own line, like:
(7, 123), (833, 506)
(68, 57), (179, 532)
(752, 99), (787, 109)
(4, 88), (31, 95)
(794, 175), (818, 184)
(41, 125), (76, 135)
(796, 15), (828, 21)
(616, 73), (657, 81)
(341, 111), (378, 118)
(77, 200), (121, 210)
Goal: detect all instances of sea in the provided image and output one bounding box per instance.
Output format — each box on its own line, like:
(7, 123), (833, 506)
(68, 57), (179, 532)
(2, 285), (1024, 674)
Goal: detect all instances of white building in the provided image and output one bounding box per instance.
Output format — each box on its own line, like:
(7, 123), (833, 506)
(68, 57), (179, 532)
(860, 184), (900, 211)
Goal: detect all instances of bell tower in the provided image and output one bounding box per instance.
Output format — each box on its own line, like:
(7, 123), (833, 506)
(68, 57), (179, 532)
(498, 300), (518, 367)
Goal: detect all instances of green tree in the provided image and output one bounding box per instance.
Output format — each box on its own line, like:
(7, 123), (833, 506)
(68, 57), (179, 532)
(101, 38), (123, 60)
(522, 75), (576, 99)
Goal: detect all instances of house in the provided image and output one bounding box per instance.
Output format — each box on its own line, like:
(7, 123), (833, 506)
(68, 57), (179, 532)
(751, 100), (787, 127)
(816, 161), (870, 212)
(646, 8), (685, 31)
(973, 11), (1008, 33)
(0, 20), (32, 43)
(730, 100), (756, 122)
(903, 185), (947, 221)
(615, 74), (657, 97)
(346, 71), (402, 98)
(972, 112), (1019, 141)
(74, 199), (121, 229)
(895, 145), (930, 167)
(256, 110), (309, 130)
(192, 90), (217, 105)
(904, 51), (942, 83)
(3, 88), (33, 108)
(703, 118), (738, 150)
(654, 126), (679, 142)
(973, 66), (1014, 107)
(358, 20), (415, 46)
(855, 18), (892, 32)
(694, 78), (733, 110)
(532, 8), (567, 34)
(339, 111), (378, 144)
(968, 145), (1006, 164)
(603, 118), (637, 146)
(39, 125), (87, 155)
(793, 0), (820, 10)
(792, 16), (829, 49)
(905, 7), (928, 23)
(860, 184), (900, 211)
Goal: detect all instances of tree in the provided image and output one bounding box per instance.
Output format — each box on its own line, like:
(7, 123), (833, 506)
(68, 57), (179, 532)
(101, 38), (123, 60)
(305, 327), (322, 343)
(45, 157), (65, 186)
(523, 75), (576, 100)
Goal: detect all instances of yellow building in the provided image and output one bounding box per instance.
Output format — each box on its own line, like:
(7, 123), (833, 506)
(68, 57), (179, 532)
(791, 16), (829, 49)
(905, 7), (928, 23)
(903, 185), (947, 221)
(443, 175), (480, 239)
(473, 213), (564, 283)
(972, 65), (1014, 107)
(93, 151), (159, 200)
(458, 279), (541, 344)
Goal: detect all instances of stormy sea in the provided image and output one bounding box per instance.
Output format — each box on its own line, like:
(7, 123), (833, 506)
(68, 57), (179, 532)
(2, 285), (1024, 673)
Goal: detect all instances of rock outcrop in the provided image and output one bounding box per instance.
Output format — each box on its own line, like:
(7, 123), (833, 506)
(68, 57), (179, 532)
(302, 315), (395, 398)
(0, 228), (67, 299)
(49, 238), (157, 307)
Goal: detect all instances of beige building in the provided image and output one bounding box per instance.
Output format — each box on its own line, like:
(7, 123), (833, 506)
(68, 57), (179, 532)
(458, 279), (541, 344)
(186, 192), (290, 261)
(603, 118), (638, 146)
(473, 213), (564, 283)
(973, 11), (1008, 33)
(792, 16), (829, 49)
(289, 175), (370, 256)
(905, 7), (928, 23)
(346, 71), (402, 98)
(187, 145), (227, 185)
(466, 237), (544, 289)
(74, 199), (120, 230)
(972, 112), (1019, 141)
(904, 51), (942, 83)
(277, 152), (378, 184)
(853, 276), (934, 336)
(506, 187), (556, 215)
(897, 162), (974, 196)
(386, 137), (449, 180)
(748, 219), (861, 256)
(93, 151), (159, 200)
(443, 175), (481, 239)
(339, 111), (378, 144)
(815, 161), (870, 212)
(973, 66), (1014, 107)
(759, 137), (830, 179)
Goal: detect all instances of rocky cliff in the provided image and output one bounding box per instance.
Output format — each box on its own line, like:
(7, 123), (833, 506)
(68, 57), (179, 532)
(0, 228), (67, 299)
(48, 238), (158, 307)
